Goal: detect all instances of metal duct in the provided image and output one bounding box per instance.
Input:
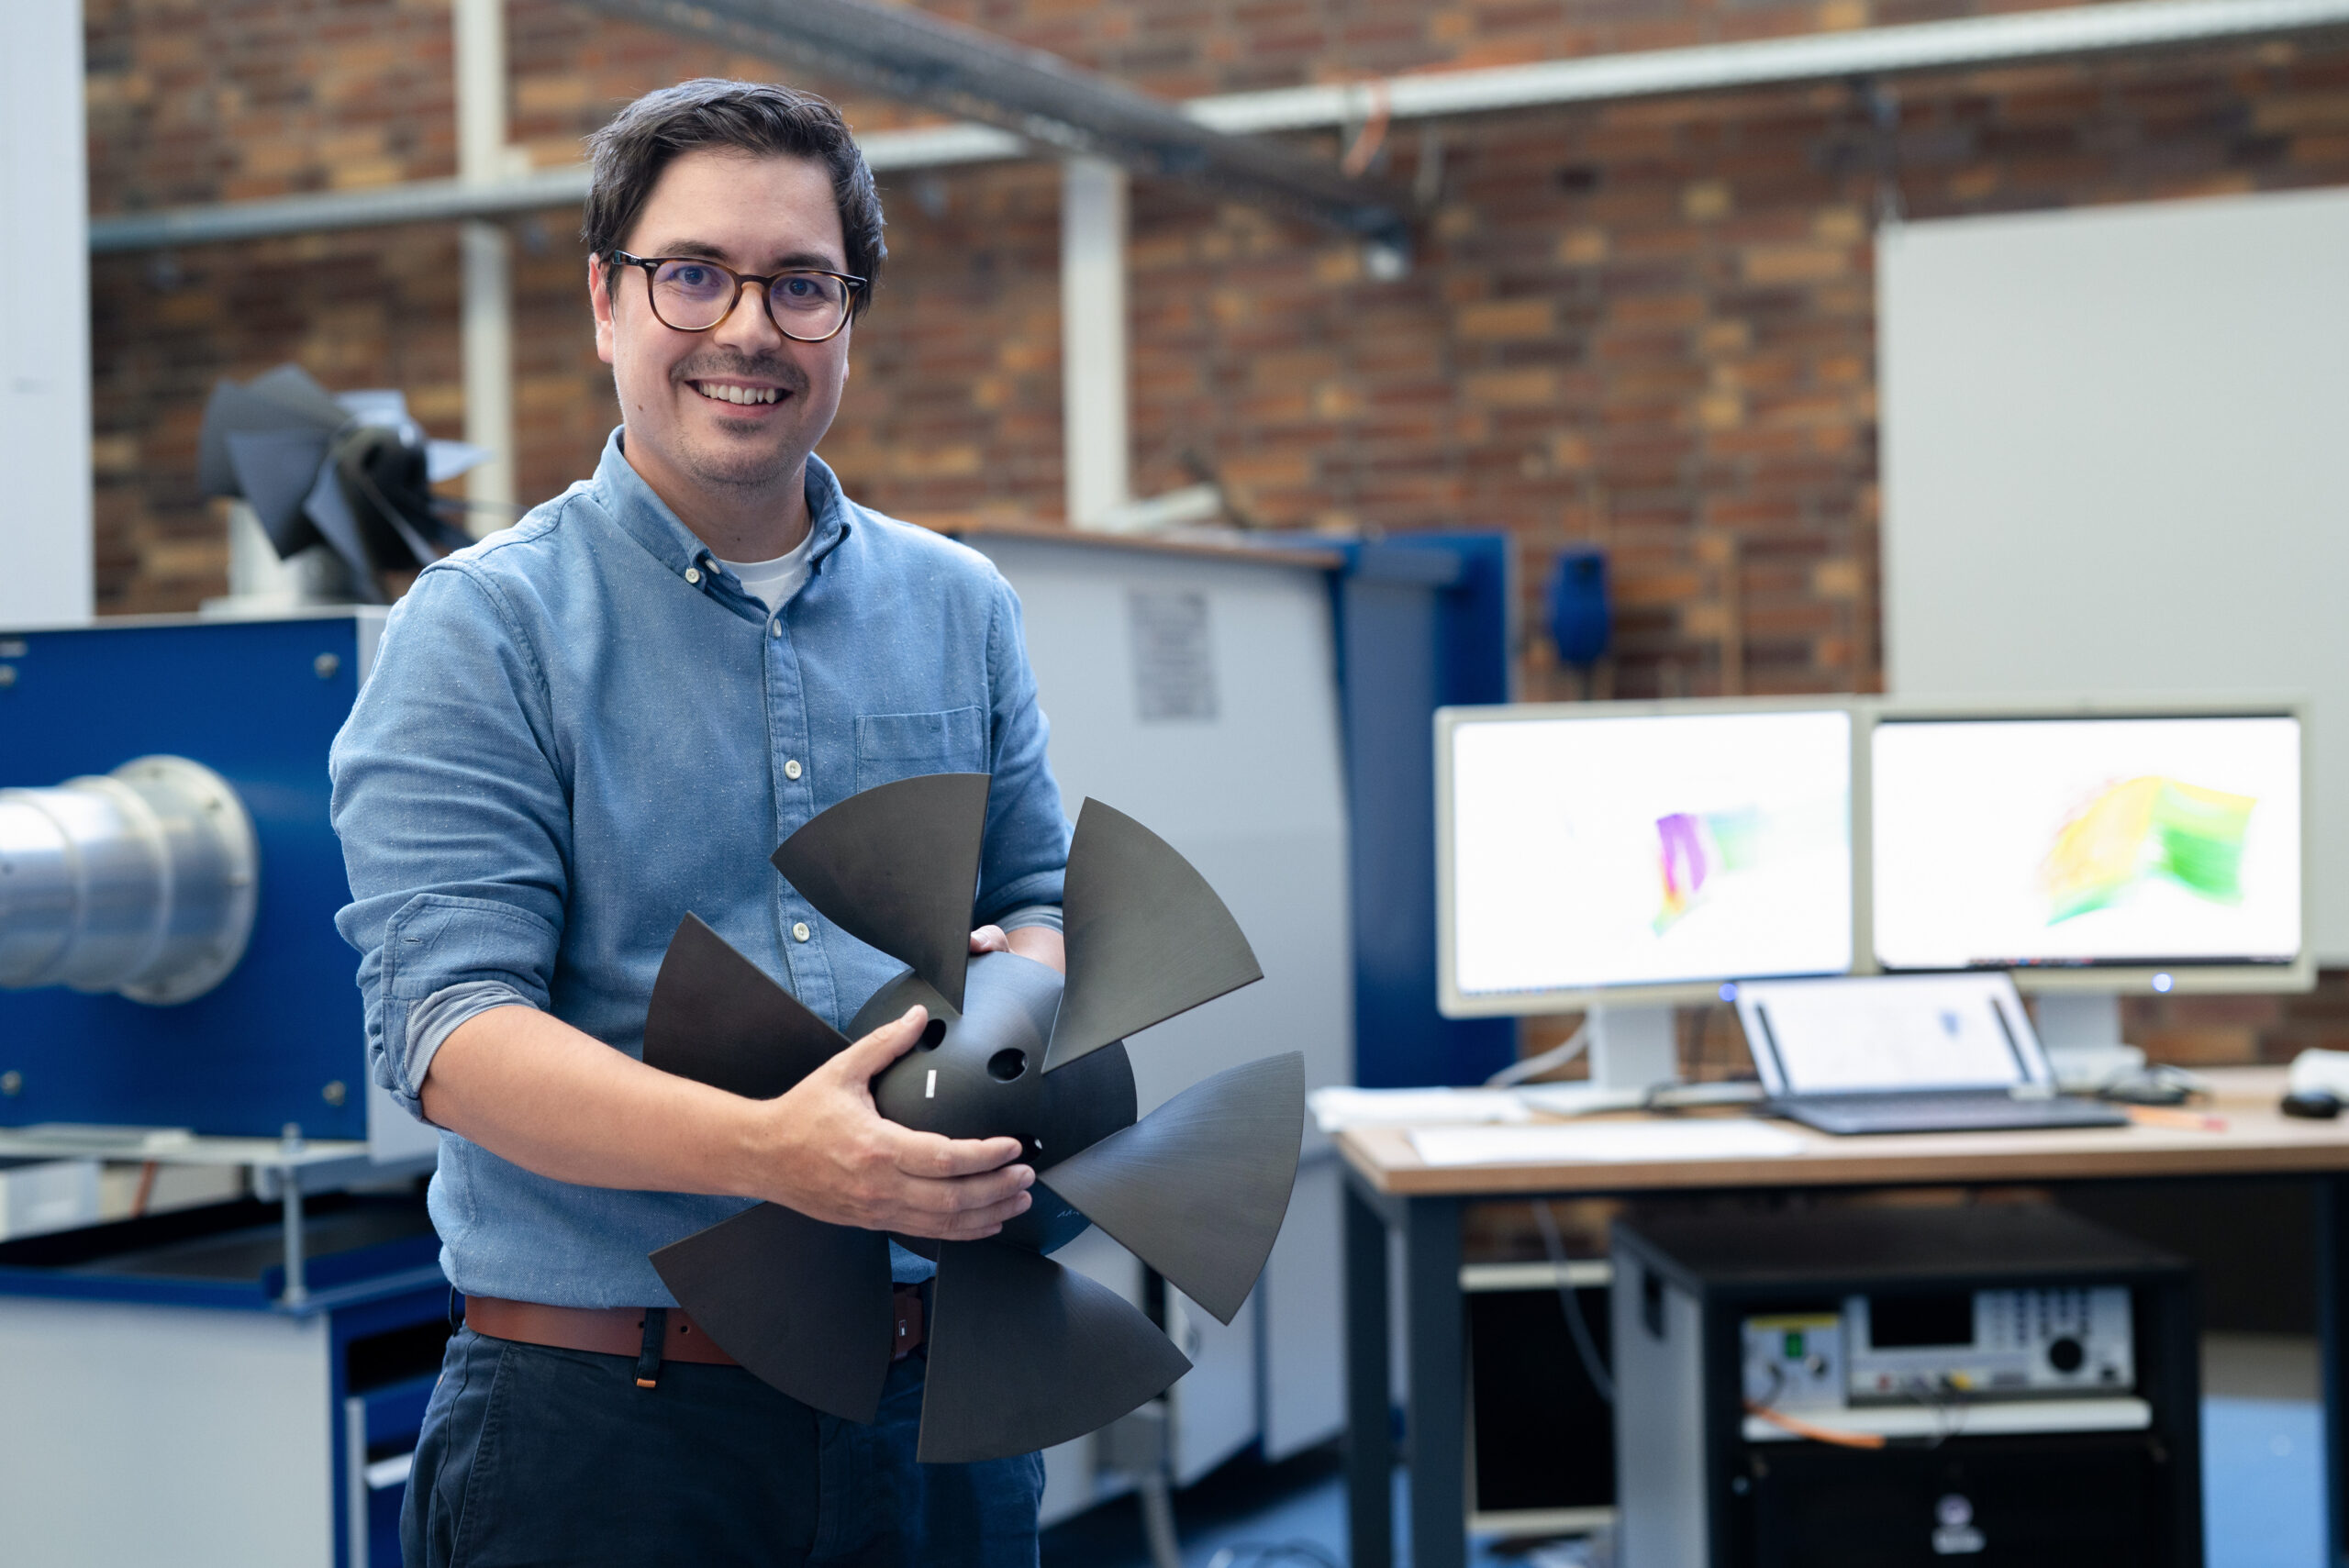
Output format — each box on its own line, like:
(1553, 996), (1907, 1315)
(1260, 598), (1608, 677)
(0, 756), (260, 1005)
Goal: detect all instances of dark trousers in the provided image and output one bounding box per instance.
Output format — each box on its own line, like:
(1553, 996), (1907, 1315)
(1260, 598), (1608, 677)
(402, 1327), (1044, 1568)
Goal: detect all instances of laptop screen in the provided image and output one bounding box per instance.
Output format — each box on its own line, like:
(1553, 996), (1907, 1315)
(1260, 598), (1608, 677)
(1735, 974), (2047, 1096)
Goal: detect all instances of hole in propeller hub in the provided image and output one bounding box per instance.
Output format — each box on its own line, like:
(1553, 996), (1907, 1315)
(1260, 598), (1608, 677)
(987, 1048), (1028, 1083)
(918, 1018), (947, 1050)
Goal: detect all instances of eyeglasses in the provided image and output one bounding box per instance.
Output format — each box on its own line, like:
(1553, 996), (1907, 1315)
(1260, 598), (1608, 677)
(608, 250), (868, 342)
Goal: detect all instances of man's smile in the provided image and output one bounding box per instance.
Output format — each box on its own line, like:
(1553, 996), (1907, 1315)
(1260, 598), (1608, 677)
(688, 378), (789, 407)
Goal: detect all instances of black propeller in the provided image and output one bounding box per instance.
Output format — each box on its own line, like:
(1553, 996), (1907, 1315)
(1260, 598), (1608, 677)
(196, 362), (481, 602)
(640, 774), (1302, 1462)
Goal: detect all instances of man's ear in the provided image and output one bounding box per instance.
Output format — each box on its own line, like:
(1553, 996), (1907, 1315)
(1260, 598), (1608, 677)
(589, 255), (618, 367)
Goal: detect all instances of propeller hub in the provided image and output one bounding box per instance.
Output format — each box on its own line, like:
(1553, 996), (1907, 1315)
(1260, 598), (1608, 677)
(853, 951), (1138, 1254)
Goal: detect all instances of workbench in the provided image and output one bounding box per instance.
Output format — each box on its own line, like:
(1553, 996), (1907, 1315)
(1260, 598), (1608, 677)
(1336, 1066), (2349, 1568)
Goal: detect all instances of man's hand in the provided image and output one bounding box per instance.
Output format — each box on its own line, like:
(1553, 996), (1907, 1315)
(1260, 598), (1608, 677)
(970, 922), (1066, 973)
(751, 1006), (1033, 1240)
(420, 931), (1067, 1238)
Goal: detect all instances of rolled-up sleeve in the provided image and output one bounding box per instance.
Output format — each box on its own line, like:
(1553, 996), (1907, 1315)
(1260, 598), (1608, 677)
(975, 575), (1072, 924)
(330, 564), (571, 1120)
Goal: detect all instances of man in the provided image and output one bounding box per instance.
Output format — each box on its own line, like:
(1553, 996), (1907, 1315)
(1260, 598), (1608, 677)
(331, 80), (1067, 1566)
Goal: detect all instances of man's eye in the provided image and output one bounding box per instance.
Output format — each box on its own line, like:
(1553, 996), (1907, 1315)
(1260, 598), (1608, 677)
(781, 275), (819, 298)
(661, 263), (719, 289)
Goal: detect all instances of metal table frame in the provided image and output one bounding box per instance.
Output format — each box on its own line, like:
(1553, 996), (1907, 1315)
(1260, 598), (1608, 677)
(0, 1127), (431, 1312)
(1343, 1165), (2349, 1568)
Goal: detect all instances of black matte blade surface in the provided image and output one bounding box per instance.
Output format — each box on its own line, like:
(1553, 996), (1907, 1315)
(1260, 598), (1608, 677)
(197, 367), (346, 498)
(644, 914), (849, 1098)
(1039, 1053), (1304, 1324)
(651, 1202), (895, 1422)
(917, 1240), (1192, 1463)
(1044, 800), (1264, 1071)
(772, 773), (990, 1012)
(225, 429), (333, 551)
(301, 464), (387, 603)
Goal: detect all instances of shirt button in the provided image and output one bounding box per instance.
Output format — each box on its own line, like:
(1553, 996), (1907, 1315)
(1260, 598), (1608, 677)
(792, 921), (811, 942)
(684, 567), (702, 585)
(784, 759), (802, 781)
(770, 619), (782, 638)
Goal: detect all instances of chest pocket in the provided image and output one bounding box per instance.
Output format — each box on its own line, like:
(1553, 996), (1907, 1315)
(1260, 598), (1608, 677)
(855, 706), (989, 792)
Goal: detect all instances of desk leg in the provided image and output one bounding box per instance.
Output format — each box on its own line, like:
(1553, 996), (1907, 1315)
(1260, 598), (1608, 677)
(2321, 1175), (2349, 1568)
(1406, 1195), (1466, 1568)
(1346, 1178), (1395, 1568)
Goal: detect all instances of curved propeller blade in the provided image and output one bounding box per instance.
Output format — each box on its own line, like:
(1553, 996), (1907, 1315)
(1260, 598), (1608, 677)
(1039, 1053), (1305, 1326)
(917, 1240), (1193, 1464)
(772, 773), (990, 1013)
(643, 914), (848, 1098)
(651, 1203), (895, 1423)
(1044, 800), (1264, 1071)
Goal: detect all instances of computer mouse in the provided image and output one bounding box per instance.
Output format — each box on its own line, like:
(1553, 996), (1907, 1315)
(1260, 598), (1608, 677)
(2280, 1090), (2342, 1120)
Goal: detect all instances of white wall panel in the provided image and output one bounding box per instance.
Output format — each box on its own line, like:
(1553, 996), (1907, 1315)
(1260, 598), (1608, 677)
(1880, 187), (2349, 957)
(0, 0), (94, 624)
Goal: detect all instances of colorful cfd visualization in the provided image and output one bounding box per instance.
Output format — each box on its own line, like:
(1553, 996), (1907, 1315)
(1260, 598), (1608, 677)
(2041, 776), (2256, 925)
(1653, 807), (1765, 933)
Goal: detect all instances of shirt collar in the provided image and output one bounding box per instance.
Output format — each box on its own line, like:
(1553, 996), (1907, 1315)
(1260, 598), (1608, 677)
(591, 427), (855, 582)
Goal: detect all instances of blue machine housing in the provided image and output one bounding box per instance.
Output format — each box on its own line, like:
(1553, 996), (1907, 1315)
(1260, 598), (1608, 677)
(1261, 530), (1517, 1088)
(0, 614), (373, 1139)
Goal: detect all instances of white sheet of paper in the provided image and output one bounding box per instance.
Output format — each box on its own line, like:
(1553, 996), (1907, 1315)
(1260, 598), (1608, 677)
(1308, 1087), (1532, 1134)
(1409, 1120), (1808, 1167)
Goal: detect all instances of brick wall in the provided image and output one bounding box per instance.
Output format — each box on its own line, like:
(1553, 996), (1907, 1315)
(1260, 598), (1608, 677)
(77, 0), (2349, 1061)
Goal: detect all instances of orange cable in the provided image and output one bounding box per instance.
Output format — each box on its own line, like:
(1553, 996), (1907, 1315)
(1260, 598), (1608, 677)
(1341, 81), (1392, 178)
(1742, 1398), (1888, 1450)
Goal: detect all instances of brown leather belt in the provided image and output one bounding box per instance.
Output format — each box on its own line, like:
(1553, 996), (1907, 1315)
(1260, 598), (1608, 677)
(465, 1284), (926, 1382)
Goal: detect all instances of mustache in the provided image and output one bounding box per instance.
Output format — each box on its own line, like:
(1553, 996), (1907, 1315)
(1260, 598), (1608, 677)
(675, 351), (808, 394)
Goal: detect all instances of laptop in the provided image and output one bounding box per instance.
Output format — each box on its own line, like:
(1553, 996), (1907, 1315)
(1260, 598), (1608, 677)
(1732, 973), (2130, 1135)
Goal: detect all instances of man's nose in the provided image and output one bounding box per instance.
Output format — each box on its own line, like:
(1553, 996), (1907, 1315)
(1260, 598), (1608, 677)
(715, 280), (788, 350)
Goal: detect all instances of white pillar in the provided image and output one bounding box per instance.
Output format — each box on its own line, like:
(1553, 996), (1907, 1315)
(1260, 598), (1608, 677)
(0, 0), (94, 623)
(455, 0), (516, 523)
(1060, 158), (1130, 530)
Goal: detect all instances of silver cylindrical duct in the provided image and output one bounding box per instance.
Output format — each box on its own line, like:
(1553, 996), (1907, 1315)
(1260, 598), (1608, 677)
(0, 756), (260, 1005)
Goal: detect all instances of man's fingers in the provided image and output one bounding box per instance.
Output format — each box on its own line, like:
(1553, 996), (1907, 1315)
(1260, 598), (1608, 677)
(969, 924), (1009, 955)
(832, 1006), (927, 1080)
(888, 1125), (1026, 1180)
(934, 1192), (1037, 1239)
(895, 1187), (1037, 1240)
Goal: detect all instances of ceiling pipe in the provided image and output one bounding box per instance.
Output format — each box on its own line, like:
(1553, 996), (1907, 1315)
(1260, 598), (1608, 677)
(573, 0), (1412, 254)
(86, 0), (2349, 256)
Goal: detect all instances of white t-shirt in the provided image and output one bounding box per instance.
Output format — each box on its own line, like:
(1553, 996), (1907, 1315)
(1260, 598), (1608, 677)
(720, 526), (819, 614)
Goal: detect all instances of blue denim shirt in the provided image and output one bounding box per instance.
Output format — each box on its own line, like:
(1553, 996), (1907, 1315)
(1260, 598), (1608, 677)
(330, 431), (1071, 1307)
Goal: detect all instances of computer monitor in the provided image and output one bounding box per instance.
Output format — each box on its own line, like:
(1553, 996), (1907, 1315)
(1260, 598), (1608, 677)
(1436, 700), (1859, 1017)
(1869, 703), (2311, 995)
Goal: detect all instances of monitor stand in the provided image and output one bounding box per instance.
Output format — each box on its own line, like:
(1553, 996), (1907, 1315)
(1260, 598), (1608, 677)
(1587, 1005), (1679, 1092)
(2031, 992), (2143, 1086)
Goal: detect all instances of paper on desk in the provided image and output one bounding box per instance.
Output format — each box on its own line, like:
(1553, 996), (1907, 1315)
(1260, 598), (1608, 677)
(1308, 1086), (1532, 1134)
(1410, 1120), (1808, 1167)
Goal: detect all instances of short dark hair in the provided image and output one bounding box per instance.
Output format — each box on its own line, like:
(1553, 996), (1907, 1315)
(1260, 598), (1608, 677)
(582, 79), (886, 317)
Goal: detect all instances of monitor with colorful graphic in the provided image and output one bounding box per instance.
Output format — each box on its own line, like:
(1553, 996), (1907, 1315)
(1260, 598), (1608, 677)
(1871, 712), (2303, 974)
(1438, 704), (1856, 1013)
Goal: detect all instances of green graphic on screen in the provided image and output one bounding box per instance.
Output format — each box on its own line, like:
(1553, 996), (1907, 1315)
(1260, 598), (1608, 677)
(2041, 776), (2257, 925)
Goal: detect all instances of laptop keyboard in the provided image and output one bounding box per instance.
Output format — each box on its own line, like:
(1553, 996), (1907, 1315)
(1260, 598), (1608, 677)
(1779, 1090), (2132, 1135)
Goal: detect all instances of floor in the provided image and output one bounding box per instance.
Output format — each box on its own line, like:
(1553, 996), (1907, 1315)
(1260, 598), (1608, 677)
(1042, 1334), (2325, 1568)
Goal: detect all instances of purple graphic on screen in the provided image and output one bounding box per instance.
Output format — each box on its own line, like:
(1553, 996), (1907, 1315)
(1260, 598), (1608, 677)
(1655, 812), (1709, 930)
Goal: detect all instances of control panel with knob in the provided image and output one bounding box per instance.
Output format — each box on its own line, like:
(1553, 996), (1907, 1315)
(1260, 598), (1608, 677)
(1844, 1285), (2135, 1403)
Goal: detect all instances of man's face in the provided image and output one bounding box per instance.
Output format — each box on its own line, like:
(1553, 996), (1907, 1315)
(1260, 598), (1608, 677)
(590, 148), (852, 506)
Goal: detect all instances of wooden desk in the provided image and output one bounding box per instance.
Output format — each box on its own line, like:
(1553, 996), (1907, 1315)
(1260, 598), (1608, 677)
(1333, 1067), (2349, 1568)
